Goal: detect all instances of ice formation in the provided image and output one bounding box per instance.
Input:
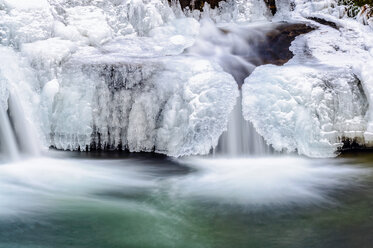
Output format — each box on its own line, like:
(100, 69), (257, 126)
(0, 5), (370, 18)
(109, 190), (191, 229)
(1, 0), (245, 157)
(241, 0), (373, 157)
(243, 65), (368, 157)
(0, 46), (41, 160)
(1, 0), (373, 158)
(51, 53), (237, 156)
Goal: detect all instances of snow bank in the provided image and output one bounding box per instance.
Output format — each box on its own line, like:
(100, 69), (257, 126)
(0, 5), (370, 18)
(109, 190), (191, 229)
(242, 65), (367, 157)
(1, 0), (265, 156)
(186, 0), (270, 23)
(48, 52), (238, 156)
(2, 0), (373, 158)
(240, 0), (373, 157)
(0, 0), (53, 47)
(1, 0), (49, 10)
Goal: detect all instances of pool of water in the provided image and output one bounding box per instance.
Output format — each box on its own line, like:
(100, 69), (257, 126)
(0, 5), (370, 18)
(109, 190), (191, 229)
(0, 152), (373, 248)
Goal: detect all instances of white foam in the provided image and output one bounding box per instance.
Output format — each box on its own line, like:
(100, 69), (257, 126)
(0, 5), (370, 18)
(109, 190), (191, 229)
(0, 156), (369, 217)
(173, 156), (368, 206)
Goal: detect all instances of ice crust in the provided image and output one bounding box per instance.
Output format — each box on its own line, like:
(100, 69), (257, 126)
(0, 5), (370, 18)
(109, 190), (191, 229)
(1, 0), (248, 156)
(50, 54), (238, 156)
(243, 65), (367, 157)
(241, 0), (373, 156)
(1, 0), (373, 157)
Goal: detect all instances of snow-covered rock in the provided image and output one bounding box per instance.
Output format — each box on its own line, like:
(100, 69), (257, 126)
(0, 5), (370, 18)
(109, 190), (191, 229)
(241, 0), (373, 157)
(1, 0), (373, 158)
(48, 52), (238, 156)
(242, 64), (367, 157)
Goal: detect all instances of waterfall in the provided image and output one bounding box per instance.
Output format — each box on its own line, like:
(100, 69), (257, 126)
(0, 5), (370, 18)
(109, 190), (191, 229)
(0, 106), (19, 161)
(187, 20), (273, 157)
(8, 93), (40, 156)
(0, 92), (40, 162)
(216, 92), (271, 157)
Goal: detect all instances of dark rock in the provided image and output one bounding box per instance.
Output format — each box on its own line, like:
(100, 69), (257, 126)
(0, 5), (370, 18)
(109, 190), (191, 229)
(242, 23), (315, 66)
(211, 22), (315, 88)
(308, 17), (339, 29)
(171, 0), (223, 10)
(171, 0), (279, 15)
(264, 0), (277, 15)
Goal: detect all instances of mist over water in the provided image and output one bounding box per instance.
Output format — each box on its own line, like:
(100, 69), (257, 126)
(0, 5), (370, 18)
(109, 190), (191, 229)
(0, 154), (369, 218)
(1, 0), (373, 247)
(1, 153), (372, 248)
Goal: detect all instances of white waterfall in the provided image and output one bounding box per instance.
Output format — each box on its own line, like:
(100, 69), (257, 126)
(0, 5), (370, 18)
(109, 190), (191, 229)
(216, 92), (271, 157)
(188, 20), (272, 156)
(1, 0), (369, 158)
(7, 93), (40, 156)
(0, 91), (40, 162)
(0, 106), (19, 161)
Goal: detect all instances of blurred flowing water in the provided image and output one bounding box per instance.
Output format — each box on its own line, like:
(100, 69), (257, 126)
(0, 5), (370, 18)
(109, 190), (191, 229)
(190, 21), (312, 156)
(0, 151), (373, 248)
(0, 2), (372, 247)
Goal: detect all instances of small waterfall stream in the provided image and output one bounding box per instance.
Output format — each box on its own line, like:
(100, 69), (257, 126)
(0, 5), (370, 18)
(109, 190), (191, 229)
(0, 106), (19, 160)
(0, 92), (39, 162)
(190, 20), (312, 157)
(188, 20), (273, 156)
(8, 94), (40, 156)
(216, 92), (271, 156)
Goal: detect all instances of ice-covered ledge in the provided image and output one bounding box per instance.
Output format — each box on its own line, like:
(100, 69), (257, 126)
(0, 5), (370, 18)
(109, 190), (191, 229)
(47, 46), (238, 156)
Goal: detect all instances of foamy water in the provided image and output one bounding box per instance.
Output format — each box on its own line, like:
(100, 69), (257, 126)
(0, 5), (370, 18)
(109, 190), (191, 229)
(0, 155), (369, 218)
(173, 157), (368, 206)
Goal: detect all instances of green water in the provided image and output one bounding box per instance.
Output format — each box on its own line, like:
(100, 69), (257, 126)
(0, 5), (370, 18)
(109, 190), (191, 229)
(0, 152), (372, 248)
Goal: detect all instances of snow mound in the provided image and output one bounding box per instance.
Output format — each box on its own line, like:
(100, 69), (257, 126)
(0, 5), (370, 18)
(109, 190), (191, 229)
(0, 2), (53, 47)
(242, 64), (368, 157)
(48, 52), (238, 156)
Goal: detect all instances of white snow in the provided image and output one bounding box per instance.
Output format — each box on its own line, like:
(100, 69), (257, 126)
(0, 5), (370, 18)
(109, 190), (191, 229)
(65, 6), (113, 46)
(1, 0), (49, 10)
(1, 0), (373, 157)
(49, 54), (238, 156)
(242, 65), (367, 157)
(240, 0), (373, 157)
(0, 3), (54, 47)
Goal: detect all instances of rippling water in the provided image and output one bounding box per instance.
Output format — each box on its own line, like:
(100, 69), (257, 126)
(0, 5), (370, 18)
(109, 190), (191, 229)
(0, 152), (373, 248)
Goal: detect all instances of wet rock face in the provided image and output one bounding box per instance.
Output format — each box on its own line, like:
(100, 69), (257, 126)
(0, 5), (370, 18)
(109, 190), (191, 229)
(264, 0), (277, 15)
(173, 0), (278, 15)
(251, 23), (315, 65)
(174, 0), (223, 10)
(222, 23), (314, 67)
(308, 17), (339, 29)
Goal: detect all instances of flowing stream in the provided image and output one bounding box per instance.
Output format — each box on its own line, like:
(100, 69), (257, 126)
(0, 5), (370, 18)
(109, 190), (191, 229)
(1, 1), (373, 247)
(0, 106), (19, 161)
(216, 92), (271, 156)
(0, 152), (373, 248)
(187, 20), (277, 156)
(0, 92), (39, 161)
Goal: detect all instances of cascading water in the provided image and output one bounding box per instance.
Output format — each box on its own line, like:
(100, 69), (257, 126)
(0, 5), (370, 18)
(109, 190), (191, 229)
(7, 93), (40, 156)
(0, 0), (353, 158)
(0, 91), (40, 162)
(216, 93), (271, 156)
(0, 106), (19, 161)
(188, 19), (272, 156)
